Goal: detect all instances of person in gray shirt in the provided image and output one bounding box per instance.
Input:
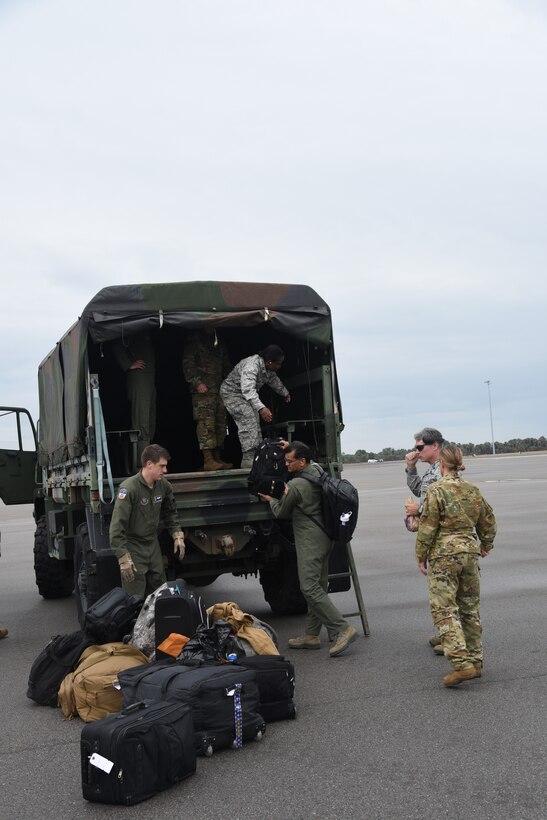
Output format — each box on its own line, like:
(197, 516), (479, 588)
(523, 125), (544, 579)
(405, 427), (445, 515)
(404, 427), (445, 652)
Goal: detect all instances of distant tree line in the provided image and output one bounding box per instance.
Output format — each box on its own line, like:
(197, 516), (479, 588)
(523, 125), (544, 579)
(342, 436), (547, 463)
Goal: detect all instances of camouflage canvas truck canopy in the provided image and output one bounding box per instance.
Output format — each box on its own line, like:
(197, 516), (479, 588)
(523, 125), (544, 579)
(1, 280), (347, 619)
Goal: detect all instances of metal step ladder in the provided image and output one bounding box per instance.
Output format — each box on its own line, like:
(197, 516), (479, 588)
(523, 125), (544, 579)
(328, 541), (370, 636)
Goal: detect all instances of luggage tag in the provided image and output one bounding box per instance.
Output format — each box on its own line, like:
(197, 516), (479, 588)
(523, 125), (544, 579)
(89, 752), (114, 774)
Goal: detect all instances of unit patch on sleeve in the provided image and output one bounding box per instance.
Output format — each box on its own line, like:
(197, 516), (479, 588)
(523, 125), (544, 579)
(117, 488), (128, 500)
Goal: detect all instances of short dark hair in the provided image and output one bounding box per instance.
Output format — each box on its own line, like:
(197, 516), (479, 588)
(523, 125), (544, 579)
(283, 440), (312, 463)
(259, 344), (285, 364)
(141, 443), (170, 467)
(414, 427), (444, 445)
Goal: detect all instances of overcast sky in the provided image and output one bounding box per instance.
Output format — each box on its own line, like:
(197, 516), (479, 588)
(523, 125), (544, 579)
(1, 0), (546, 453)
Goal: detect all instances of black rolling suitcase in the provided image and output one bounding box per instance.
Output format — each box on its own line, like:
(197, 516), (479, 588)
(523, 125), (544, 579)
(84, 587), (144, 643)
(80, 699), (196, 805)
(155, 581), (207, 658)
(118, 660), (266, 756)
(234, 655), (296, 722)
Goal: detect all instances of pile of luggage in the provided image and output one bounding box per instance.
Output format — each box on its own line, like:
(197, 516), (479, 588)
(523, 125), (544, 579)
(27, 581), (296, 805)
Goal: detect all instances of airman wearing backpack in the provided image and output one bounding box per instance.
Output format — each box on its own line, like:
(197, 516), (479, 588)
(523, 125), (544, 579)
(259, 441), (359, 658)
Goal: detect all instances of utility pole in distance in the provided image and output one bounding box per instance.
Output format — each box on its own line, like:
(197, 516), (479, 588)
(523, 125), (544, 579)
(484, 380), (496, 455)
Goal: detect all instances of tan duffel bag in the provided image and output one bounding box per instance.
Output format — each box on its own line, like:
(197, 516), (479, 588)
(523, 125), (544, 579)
(58, 642), (148, 722)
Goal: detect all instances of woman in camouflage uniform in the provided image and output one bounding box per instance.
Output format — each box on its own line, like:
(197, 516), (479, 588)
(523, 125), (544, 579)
(220, 345), (291, 468)
(415, 444), (496, 687)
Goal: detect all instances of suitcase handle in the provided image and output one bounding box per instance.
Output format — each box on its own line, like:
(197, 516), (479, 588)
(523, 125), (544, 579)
(120, 701), (147, 715)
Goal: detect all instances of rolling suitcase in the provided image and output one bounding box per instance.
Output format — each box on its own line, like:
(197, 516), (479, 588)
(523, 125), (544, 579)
(155, 582), (207, 658)
(233, 655), (296, 722)
(118, 660), (265, 756)
(81, 699), (196, 804)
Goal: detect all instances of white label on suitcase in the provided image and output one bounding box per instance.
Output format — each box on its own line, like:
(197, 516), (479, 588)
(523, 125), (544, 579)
(89, 753), (114, 774)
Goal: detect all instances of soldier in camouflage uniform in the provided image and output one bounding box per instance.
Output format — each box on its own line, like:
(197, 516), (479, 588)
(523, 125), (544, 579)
(415, 444), (496, 687)
(182, 329), (232, 471)
(220, 345), (291, 468)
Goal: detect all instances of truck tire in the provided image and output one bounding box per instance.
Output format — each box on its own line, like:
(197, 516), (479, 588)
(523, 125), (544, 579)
(33, 516), (74, 599)
(73, 524), (99, 627)
(259, 551), (307, 615)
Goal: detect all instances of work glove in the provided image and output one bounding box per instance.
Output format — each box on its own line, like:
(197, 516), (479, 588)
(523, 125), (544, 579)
(118, 552), (136, 583)
(173, 531), (185, 560)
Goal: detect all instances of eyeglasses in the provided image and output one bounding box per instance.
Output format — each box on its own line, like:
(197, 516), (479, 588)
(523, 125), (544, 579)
(285, 457), (302, 464)
(415, 444), (426, 451)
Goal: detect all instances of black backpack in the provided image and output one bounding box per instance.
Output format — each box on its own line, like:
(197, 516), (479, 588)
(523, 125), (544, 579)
(27, 630), (96, 707)
(84, 587), (144, 643)
(247, 437), (289, 499)
(299, 469), (359, 544)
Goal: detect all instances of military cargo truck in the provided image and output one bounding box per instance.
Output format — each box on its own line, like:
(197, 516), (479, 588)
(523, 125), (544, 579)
(0, 281), (347, 622)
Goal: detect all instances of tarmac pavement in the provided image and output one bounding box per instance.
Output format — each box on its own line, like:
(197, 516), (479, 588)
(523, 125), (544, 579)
(0, 454), (545, 819)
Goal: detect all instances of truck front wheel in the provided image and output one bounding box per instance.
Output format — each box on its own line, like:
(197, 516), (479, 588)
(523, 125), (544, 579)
(259, 551), (307, 615)
(33, 516), (74, 599)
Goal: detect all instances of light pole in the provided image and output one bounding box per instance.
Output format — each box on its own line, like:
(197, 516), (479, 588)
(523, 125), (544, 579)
(484, 380), (495, 455)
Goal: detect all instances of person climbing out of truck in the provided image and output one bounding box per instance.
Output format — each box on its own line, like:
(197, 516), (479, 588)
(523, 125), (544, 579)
(182, 328), (233, 471)
(111, 331), (156, 463)
(109, 444), (185, 596)
(220, 345), (291, 468)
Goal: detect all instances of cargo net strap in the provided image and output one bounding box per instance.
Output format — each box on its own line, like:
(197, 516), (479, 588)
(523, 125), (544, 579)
(91, 384), (115, 505)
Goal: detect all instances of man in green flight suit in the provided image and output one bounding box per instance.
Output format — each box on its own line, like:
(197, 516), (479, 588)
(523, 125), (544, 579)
(109, 444), (185, 596)
(259, 441), (359, 658)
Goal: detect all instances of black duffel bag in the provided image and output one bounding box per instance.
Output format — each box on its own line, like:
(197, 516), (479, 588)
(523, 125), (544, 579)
(84, 587), (144, 643)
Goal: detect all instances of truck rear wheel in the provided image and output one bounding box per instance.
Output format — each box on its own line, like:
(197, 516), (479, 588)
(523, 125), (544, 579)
(259, 551), (307, 615)
(74, 524), (99, 627)
(33, 516), (74, 599)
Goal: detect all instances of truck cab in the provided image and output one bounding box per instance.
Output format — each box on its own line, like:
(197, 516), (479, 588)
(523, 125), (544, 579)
(0, 281), (346, 622)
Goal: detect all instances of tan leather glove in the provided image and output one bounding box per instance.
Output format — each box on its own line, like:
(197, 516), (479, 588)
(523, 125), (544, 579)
(118, 552), (136, 582)
(172, 531), (185, 560)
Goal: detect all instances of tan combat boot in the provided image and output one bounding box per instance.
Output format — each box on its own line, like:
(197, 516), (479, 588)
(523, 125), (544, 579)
(288, 634), (321, 650)
(213, 448), (233, 469)
(443, 665), (478, 687)
(202, 449), (224, 471)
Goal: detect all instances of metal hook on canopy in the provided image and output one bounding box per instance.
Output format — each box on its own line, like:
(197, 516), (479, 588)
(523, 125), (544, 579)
(159, 309), (164, 329)
(263, 307), (270, 321)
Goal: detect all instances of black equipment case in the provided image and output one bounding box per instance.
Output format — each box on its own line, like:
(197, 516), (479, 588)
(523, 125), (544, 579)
(80, 699), (196, 805)
(118, 660), (265, 756)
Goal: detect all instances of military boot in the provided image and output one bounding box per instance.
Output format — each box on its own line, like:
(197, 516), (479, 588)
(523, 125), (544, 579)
(443, 665), (478, 687)
(202, 449), (224, 471)
(213, 448), (233, 469)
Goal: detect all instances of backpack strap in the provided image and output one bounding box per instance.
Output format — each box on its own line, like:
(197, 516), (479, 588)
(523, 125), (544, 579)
(295, 470), (331, 539)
